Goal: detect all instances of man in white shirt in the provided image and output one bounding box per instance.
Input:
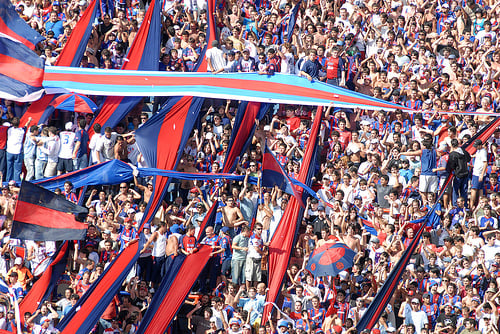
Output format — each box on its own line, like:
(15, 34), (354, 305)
(95, 127), (117, 163)
(88, 123), (102, 165)
(57, 122), (75, 175)
(38, 127), (60, 178)
(6, 117), (30, 182)
(206, 40), (226, 73)
(471, 139), (488, 208)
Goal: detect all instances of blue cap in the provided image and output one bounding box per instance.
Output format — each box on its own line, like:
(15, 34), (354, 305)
(170, 224), (180, 234)
(278, 320), (289, 328)
(221, 226), (230, 233)
(143, 223), (151, 230)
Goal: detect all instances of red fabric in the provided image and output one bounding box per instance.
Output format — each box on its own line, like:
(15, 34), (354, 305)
(261, 106), (323, 324)
(0, 125), (8, 150)
(143, 245), (212, 334)
(20, 95), (55, 125)
(0, 53), (43, 86)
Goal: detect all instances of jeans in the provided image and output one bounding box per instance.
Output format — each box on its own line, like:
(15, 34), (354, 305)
(73, 154), (88, 170)
(0, 149), (6, 178)
(326, 78), (340, 86)
(23, 156), (35, 181)
(6, 152), (23, 182)
(452, 176), (469, 206)
(34, 159), (47, 180)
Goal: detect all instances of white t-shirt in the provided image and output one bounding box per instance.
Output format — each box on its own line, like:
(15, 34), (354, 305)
(205, 47), (225, 72)
(281, 52), (295, 74)
(473, 148), (488, 176)
(58, 131), (76, 159)
(6, 127), (25, 155)
(88, 133), (102, 164)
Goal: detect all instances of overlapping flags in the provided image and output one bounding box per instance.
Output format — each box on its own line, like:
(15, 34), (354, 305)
(11, 181), (88, 241)
(136, 246), (213, 333)
(88, 0), (162, 137)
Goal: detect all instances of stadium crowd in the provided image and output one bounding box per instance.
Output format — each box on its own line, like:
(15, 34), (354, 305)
(1, 0), (500, 332)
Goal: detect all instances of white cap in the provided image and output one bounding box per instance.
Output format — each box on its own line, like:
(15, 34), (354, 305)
(411, 298), (420, 304)
(14, 257), (22, 265)
(65, 122), (73, 130)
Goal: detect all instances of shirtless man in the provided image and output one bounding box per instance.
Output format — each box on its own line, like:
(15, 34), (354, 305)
(296, 224), (315, 255)
(165, 203), (187, 226)
(114, 182), (141, 205)
(221, 197), (246, 229)
(346, 131), (365, 166)
(177, 156), (198, 204)
(119, 295), (142, 322)
(134, 175), (153, 204)
(343, 224), (361, 252)
(165, 224), (181, 257)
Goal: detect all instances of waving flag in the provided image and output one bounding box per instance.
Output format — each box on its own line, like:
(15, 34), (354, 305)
(223, 102), (270, 172)
(359, 216), (378, 236)
(43, 67), (410, 111)
(19, 0), (99, 125)
(136, 245), (212, 334)
(0, 0), (44, 49)
(0, 35), (44, 102)
(88, 0), (161, 137)
(19, 242), (70, 316)
(262, 145), (304, 207)
(11, 181), (88, 241)
(262, 106), (323, 324)
(57, 238), (143, 334)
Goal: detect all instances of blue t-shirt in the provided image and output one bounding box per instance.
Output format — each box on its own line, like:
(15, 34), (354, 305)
(421, 148), (437, 176)
(74, 129), (89, 158)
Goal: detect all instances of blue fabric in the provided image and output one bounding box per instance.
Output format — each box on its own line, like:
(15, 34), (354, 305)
(0, 0), (45, 49)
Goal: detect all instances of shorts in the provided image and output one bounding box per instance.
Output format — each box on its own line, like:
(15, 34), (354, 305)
(231, 259), (245, 285)
(57, 158), (74, 173)
(419, 175), (438, 193)
(439, 176), (452, 194)
(245, 257), (262, 282)
(471, 175), (484, 190)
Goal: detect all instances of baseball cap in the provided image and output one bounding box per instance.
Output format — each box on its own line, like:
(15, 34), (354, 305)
(473, 139), (483, 147)
(221, 227), (230, 234)
(14, 257), (22, 265)
(278, 320), (289, 328)
(411, 298), (420, 304)
(387, 327), (396, 332)
(170, 224), (180, 234)
(65, 121), (73, 130)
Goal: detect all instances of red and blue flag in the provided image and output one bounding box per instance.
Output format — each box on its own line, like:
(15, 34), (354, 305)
(11, 181), (88, 241)
(0, 0), (44, 50)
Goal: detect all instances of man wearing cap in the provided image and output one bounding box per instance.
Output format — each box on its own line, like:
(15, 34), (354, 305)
(7, 257), (32, 291)
(408, 298), (428, 334)
(470, 139), (488, 208)
(118, 217), (137, 252)
(57, 122), (75, 175)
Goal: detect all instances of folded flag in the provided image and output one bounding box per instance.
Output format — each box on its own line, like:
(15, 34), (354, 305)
(0, 0), (44, 50)
(11, 181), (88, 241)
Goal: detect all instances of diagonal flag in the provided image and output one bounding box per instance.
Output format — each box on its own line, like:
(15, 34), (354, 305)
(262, 144), (304, 207)
(19, 242), (70, 316)
(0, 35), (44, 102)
(11, 181), (88, 241)
(261, 106), (323, 324)
(283, 0), (302, 43)
(0, 0), (44, 49)
(359, 216), (378, 236)
(223, 101), (270, 173)
(87, 0), (162, 137)
(196, 202), (219, 242)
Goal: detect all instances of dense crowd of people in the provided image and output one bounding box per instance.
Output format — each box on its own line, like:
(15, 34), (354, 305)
(1, 0), (500, 332)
